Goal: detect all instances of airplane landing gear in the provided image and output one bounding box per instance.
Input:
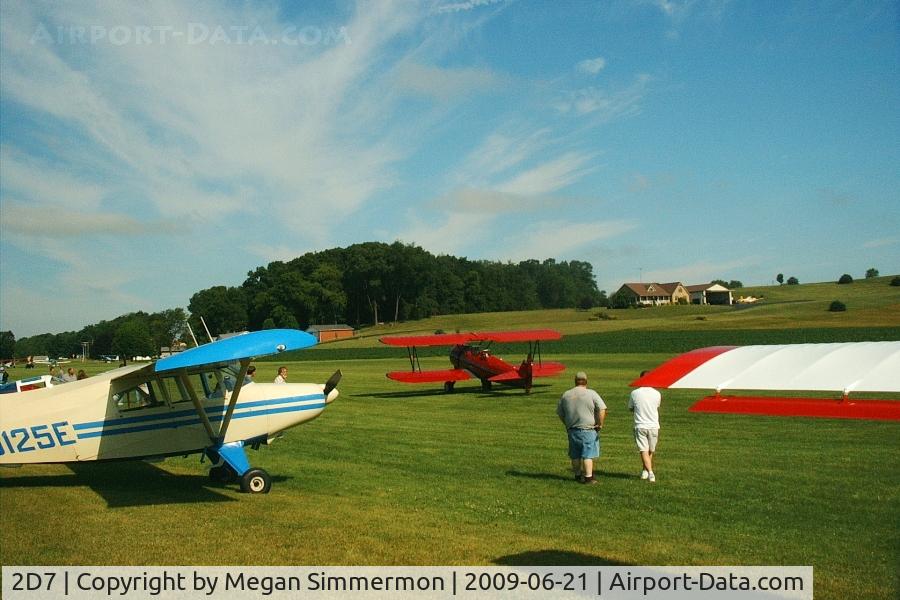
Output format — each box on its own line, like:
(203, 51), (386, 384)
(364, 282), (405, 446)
(443, 381), (456, 393)
(481, 379), (492, 391)
(209, 464), (236, 484)
(240, 468), (272, 494)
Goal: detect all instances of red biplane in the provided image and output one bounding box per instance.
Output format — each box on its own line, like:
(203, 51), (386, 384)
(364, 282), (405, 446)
(380, 329), (566, 393)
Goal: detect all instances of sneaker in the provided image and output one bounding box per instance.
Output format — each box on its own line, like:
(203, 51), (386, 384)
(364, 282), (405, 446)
(647, 472), (656, 483)
(582, 476), (598, 485)
(640, 469), (649, 480)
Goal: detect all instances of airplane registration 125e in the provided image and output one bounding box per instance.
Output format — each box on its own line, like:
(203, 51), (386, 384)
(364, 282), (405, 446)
(0, 329), (341, 494)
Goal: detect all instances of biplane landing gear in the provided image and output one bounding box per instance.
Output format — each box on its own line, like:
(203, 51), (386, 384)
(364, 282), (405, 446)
(240, 468), (272, 494)
(443, 381), (456, 393)
(481, 379), (493, 391)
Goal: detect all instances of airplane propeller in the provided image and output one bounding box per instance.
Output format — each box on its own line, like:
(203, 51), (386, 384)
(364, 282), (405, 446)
(323, 369), (343, 396)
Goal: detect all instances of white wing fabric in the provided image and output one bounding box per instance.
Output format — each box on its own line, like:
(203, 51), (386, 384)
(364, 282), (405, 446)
(633, 342), (900, 393)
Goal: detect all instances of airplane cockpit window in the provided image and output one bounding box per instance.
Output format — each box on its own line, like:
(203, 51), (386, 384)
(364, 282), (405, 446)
(114, 381), (163, 412)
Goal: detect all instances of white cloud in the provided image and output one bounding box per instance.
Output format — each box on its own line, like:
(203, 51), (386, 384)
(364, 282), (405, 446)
(642, 257), (760, 285)
(1, 202), (185, 238)
(577, 57), (607, 75)
(495, 152), (596, 196)
(397, 212), (494, 256)
(393, 62), (502, 99)
(501, 219), (639, 262)
(434, 0), (508, 14)
(863, 237), (899, 249)
(555, 74), (650, 120)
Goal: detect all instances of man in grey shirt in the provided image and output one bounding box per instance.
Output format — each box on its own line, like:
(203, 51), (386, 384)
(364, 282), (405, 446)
(557, 371), (607, 484)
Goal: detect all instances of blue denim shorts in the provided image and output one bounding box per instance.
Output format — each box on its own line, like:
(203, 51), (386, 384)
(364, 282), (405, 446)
(567, 428), (599, 459)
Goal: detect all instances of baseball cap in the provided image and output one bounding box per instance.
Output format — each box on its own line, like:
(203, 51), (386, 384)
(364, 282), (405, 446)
(575, 371), (588, 381)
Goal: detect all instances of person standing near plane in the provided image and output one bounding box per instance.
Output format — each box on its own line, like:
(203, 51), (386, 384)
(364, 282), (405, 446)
(244, 365), (257, 384)
(557, 371), (607, 484)
(629, 371), (661, 483)
(274, 366), (288, 384)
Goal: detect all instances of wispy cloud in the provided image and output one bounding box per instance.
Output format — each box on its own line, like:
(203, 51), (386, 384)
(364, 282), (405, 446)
(554, 74), (651, 121)
(433, 0), (509, 14)
(577, 56), (607, 75)
(863, 237), (899, 249)
(1, 202), (186, 238)
(495, 152), (596, 196)
(643, 256), (760, 285)
(393, 62), (502, 99)
(501, 219), (639, 262)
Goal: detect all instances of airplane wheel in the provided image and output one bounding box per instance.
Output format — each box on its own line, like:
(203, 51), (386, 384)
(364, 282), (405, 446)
(209, 465), (236, 484)
(240, 468), (272, 494)
(443, 381), (455, 393)
(481, 380), (492, 391)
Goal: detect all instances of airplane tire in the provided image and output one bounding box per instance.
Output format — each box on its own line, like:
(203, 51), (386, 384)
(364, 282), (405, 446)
(481, 380), (492, 391)
(240, 468), (272, 494)
(209, 465), (236, 484)
(443, 381), (455, 393)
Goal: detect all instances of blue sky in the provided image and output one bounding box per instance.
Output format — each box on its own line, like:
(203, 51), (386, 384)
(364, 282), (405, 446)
(1, 0), (898, 337)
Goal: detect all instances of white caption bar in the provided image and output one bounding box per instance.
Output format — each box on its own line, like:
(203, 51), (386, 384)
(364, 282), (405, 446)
(2, 566), (813, 599)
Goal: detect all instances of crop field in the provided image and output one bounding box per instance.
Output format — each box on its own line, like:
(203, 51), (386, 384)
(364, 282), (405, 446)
(1, 280), (899, 600)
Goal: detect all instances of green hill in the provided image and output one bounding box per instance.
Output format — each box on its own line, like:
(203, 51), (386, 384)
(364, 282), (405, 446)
(296, 276), (900, 357)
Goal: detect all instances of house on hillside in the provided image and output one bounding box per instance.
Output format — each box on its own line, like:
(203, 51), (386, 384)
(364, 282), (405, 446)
(615, 282), (688, 306)
(686, 283), (733, 305)
(306, 324), (355, 342)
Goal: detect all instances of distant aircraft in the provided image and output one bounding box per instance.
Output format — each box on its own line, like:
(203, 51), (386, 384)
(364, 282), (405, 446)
(380, 329), (565, 393)
(632, 342), (900, 420)
(0, 330), (341, 493)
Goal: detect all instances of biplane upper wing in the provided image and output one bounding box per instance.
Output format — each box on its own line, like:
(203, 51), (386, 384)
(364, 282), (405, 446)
(631, 341), (900, 393)
(380, 329), (562, 347)
(476, 329), (563, 343)
(154, 329), (317, 372)
(380, 333), (479, 347)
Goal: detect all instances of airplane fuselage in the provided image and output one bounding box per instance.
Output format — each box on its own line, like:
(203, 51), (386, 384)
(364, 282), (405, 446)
(0, 364), (334, 465)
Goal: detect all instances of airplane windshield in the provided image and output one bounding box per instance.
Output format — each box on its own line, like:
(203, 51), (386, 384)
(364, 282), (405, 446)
(112, 367), (237, 413)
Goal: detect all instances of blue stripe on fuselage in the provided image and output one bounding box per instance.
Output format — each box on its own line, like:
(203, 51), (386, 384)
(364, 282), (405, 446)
(74, 401), (327, 439)
(72, 394), (325, 438)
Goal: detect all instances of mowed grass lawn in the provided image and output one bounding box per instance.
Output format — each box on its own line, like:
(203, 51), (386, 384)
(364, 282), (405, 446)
(1, 355), (898, 600)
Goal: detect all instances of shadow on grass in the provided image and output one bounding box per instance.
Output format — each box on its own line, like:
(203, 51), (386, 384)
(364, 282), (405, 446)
(0, 461), (238, 507)
(507, 470), (633, 482)
(494, 549), (631, 566)
(356, 383), (555, 401)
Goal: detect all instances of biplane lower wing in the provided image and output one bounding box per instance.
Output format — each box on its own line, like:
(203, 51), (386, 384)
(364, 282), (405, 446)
(532, 361), (566, 377)
(387, 369), (471, 383)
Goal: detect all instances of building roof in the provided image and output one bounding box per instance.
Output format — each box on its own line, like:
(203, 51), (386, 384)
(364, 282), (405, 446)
(686, 283), (731, 293)
(620, 283), (673, 296)
(306, 324), (354, 332)
(658, 282), (686, 294)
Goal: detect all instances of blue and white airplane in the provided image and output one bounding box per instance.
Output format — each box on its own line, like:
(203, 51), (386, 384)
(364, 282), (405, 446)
(0, 329), (341, 494)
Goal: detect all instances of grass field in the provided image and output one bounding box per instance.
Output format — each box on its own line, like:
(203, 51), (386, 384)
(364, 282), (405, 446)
(1, 279), (899, 599)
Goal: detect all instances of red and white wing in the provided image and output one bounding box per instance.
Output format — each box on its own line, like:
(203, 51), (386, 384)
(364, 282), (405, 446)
(632, 342), (900, 393)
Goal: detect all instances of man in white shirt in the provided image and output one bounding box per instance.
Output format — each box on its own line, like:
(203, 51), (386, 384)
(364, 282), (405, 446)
(274, 366), (288, 384)
(628, 371), (661, 483)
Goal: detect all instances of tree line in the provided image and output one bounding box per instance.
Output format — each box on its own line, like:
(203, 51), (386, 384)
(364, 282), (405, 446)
(4, 242), (603, 359)
(188, 241), (603, 335)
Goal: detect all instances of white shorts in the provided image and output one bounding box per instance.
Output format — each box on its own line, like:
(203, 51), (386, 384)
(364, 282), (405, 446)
(634, 427), (659, 452)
